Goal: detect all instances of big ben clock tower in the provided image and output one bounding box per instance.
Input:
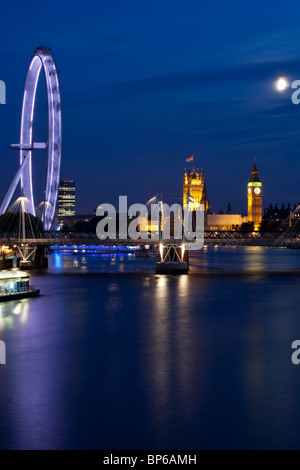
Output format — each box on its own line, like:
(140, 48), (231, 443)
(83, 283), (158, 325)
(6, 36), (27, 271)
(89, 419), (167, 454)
(247, 158), (262, 230)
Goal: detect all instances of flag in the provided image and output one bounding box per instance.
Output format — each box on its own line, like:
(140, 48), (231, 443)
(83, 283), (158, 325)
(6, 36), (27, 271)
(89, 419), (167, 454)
(186, 155), (194, 162)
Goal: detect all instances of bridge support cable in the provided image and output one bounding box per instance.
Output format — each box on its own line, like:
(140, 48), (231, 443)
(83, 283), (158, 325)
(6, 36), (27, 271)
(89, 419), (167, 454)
(0, 155), (31, 215)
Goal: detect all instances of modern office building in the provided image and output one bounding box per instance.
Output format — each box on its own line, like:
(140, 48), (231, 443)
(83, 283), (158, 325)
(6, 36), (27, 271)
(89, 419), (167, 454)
(57, 179), (75, 227)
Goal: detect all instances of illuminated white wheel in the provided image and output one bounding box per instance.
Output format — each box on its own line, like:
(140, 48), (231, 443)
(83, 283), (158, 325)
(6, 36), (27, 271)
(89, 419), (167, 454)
(20, 47), (62, 230)
(0, 47), (62, 230)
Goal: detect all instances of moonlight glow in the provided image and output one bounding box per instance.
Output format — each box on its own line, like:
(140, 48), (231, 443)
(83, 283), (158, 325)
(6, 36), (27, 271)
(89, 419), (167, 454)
(275, 77), (289, 91)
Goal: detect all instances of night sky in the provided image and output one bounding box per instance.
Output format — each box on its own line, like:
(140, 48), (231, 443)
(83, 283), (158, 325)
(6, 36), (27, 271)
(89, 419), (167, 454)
(0, 0), (300, 214)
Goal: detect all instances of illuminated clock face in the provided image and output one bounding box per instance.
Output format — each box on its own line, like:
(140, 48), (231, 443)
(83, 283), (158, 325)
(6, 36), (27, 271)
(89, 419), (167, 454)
(254, 187), (261, 195)
(248, 188), (251, 194)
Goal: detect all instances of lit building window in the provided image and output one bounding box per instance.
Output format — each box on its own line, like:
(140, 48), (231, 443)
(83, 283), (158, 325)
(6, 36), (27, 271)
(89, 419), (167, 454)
(57, 179), (75, 226)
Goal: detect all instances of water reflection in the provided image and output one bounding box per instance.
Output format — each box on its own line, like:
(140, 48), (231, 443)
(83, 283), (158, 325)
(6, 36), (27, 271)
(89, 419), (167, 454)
(1, 249), (300, 449)
(138, 274), (211, 440)
(12, 299), (29, 323)
(242, 247), (266, 272)
(241, 282), (299, 448)
(190, 246), (300, 273)
(50, 252), (156, 274)
(0, 299), (30, 330)
(0, 304), (14, 330)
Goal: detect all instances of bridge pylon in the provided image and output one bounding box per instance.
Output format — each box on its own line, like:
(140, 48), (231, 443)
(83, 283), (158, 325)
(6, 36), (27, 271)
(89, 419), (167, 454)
(155, 197), (189, 274)
(156, 241), (189, 274)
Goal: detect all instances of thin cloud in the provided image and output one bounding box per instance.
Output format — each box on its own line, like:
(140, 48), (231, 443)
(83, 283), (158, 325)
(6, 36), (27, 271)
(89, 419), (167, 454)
(63, 57), (300, 108)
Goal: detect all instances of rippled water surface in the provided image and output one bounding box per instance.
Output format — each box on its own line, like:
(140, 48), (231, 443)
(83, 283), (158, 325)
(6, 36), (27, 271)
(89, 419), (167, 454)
(0, 247), (300, 449)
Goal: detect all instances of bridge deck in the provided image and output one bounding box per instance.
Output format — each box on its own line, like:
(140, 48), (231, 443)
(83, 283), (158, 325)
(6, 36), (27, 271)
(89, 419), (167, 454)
(0, 231), (299, 247)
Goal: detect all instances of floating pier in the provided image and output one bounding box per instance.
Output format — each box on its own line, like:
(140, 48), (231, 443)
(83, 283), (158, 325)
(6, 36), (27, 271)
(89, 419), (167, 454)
(156, 242), (189, 274)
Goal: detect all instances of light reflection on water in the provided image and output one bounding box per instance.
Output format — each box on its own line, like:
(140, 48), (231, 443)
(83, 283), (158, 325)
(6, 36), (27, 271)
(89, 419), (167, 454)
(51, 252), (156, 273)
(190, 245), (300, 272)
(0, 248), (299, 449)
(52, 247), (300, 274)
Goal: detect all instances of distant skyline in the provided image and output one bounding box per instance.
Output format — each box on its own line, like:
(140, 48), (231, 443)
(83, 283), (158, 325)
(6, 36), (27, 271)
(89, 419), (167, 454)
(0, 0), (300, 214)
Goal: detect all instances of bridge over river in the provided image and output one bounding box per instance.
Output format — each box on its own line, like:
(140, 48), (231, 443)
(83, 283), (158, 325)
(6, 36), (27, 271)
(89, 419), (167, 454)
(0, 230), (299, 248)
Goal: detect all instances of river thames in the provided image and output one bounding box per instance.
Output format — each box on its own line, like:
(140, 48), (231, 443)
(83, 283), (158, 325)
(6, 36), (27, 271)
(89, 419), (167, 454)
(0, 246), (300, 449)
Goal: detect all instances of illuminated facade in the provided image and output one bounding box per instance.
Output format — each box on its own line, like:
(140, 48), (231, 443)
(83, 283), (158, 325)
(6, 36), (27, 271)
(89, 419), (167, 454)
(183, 168), (210, 211)
(57, 179), (75, 226)
(207, 213), (248, 231)
(247, 159), (262, 230)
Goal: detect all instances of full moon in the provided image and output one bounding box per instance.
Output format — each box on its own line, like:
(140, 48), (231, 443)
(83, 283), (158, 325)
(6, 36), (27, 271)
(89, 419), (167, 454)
(275, 77), (288, 91)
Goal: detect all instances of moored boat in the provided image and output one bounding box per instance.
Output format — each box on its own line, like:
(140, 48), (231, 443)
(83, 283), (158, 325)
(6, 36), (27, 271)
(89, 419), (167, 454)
(0, 270), (39, 302)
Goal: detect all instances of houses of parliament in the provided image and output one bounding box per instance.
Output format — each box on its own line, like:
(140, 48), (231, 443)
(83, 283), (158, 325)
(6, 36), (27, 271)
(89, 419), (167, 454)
(183, 159), (263, 231)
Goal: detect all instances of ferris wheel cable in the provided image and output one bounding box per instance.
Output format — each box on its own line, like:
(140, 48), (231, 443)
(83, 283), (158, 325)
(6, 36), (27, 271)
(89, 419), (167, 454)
(0, 211), (14, 235)
(26, 212), (35, 239)
(0, 156), (30, 215)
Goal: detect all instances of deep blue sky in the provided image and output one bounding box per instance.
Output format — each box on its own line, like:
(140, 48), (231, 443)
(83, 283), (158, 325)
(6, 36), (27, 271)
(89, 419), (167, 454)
(0, 0), (300, 214)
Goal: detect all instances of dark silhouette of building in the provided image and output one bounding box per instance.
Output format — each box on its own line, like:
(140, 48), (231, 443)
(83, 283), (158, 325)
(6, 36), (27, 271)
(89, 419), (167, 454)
(227, 201), (232, 215)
